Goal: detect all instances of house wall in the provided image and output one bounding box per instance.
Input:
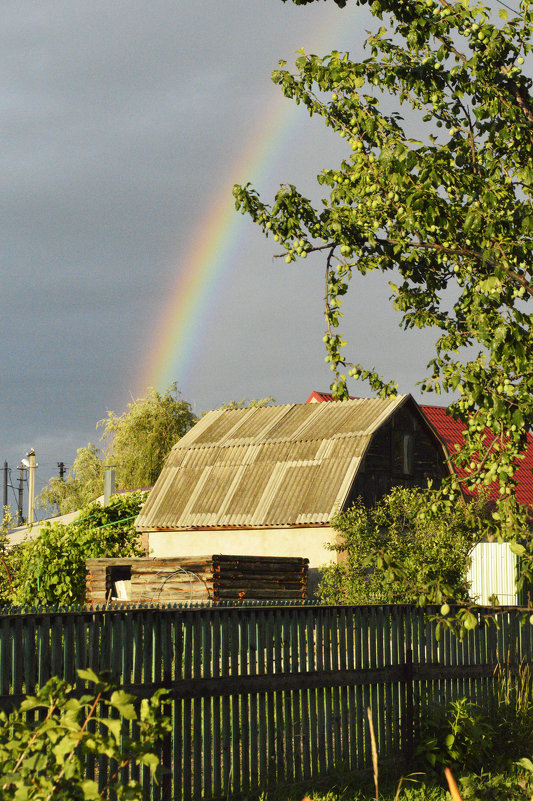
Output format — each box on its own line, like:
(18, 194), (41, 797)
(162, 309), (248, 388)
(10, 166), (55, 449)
(148, 525), (339, 597)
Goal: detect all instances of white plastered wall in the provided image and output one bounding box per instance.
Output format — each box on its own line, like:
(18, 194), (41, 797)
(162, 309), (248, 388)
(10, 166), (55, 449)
(148, 526), (339, 568)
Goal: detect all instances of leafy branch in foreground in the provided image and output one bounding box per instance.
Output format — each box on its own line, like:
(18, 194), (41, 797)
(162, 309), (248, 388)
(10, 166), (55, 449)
(0, 669), (170, 800)
(234, 0), (533, 544)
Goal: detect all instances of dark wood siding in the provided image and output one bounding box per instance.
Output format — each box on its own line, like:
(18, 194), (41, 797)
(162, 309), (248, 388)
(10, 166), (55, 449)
(345, 403), (447, 508)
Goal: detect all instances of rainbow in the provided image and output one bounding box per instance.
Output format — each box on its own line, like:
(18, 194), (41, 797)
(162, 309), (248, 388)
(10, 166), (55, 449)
(139, 7), (358, 397)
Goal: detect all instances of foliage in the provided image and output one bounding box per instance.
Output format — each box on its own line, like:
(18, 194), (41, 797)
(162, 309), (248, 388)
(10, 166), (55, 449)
(219, 396), (275, 409)
(37, 444), (104, 515)
(37, 383), (196, 515)
(318, 487), (482, 605)
(98, 382), (196, 490)
(0, 507), (21, 605)
(457, 769), (533, 801)
(0, 669), (170, 800)
(234, 0), (533, 541)
(416, 698), (494, 774)
(12, 492), (146, 606)
(489, 660), (533, 766)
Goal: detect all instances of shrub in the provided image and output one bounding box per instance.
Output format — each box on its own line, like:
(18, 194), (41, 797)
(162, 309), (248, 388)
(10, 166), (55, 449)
(0, 669), (170, 800)
(12, 492), (147, 606)
(318, 487), (484, 605)
(416, 698), (495, 774)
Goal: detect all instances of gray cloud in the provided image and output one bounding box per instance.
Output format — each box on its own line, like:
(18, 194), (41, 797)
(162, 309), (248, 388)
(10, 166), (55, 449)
(2, 0), (439, 507)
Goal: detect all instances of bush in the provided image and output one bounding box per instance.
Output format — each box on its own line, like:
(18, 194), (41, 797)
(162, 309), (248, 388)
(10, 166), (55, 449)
(416, 698), (495, 774)
(0, 669), (170, 800)
(318, 487), (484, 605)
(12, 492), (147, 605)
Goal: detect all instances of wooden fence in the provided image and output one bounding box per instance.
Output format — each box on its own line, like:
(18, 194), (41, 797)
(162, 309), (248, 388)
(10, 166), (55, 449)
(0, 602), (530, 800)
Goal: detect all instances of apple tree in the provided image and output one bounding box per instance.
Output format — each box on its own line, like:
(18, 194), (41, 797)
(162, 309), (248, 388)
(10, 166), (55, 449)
(233, 0), (533, 550)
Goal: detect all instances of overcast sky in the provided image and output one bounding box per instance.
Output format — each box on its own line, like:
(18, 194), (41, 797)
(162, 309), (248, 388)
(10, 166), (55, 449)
(2, 0), (444, 504)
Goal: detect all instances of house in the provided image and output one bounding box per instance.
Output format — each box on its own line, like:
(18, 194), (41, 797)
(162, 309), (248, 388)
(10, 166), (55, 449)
(308, 391), (533, 604)
(307, 391), (533, 509)
(135, 396), (451, 589)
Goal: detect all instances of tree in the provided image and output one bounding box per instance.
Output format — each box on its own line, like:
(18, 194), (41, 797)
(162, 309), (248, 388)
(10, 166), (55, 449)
(234, 0), (533, 541)
(219, 396), (275, 409)
(38, 383), (196, 514)
(37, 444), (104, 515)
(0, 671), (169, 800)
(318, 487), (483, 606)
(98, 382), (197, 489)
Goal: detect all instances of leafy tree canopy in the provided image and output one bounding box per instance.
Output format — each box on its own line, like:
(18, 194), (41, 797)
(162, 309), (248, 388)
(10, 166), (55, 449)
(38, 383), (197, 514)
(98, 382), (197, 490)
(219, 396), (275, 409)
(37, 443), (104, 515)
(234, 0), (533, 543)
(318, 487), (483, 610)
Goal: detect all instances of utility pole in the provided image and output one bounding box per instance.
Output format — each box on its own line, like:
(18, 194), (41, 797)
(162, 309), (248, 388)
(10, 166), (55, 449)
(27, 449), (36, 526)
(3, 462), (7, 511)
(17, 464), (24, 526)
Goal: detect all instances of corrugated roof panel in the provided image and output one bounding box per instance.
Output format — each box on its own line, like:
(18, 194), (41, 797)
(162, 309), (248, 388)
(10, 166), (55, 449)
(296, 456), (361, 524)
(192, 409), (248, 445)
(145, 466), (206, 527)
(136, 397), (418, 530)
(259, 404), (317, 441)
(222, 461), (281, 524)
(291, 400), (360, 441)
(221, 404), (293, 443)
(336, 396), (405, 435)
(188, 464), (239, 516)
(181, 445), (220, 468)
(264, 463), (323, 525)
(174, 409), (223, 447)
(251, 441), (292, 465)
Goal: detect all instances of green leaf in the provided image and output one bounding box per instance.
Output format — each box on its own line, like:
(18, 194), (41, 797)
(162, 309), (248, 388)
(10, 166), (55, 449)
(110, 690), (137, 720)
(77, 668), (101, 685)
(509, 541), (526, 557)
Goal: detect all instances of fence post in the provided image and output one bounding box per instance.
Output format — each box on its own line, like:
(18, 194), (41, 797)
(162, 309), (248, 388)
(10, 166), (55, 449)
(403, 647), (414, 763)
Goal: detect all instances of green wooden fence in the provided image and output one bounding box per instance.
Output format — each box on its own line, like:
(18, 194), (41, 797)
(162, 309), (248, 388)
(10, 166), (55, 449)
(0, 602), (529, 799)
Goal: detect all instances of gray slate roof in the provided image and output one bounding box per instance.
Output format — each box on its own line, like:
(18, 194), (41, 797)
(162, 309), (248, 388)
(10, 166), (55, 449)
(135, 396), (409, 531)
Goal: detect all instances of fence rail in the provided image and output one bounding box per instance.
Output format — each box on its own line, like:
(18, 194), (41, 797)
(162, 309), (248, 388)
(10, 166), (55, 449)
(0, 602), (530, 800)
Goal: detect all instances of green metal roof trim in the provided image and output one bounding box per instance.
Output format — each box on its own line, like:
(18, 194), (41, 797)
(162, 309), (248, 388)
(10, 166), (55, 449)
(135, 396), (409, 531)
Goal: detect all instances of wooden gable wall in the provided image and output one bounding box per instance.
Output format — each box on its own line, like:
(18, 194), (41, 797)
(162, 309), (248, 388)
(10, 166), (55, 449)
(345, 401), (448, 508)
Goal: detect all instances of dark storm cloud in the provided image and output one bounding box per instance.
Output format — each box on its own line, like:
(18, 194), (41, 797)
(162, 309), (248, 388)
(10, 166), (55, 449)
(2, 0), (431, 504)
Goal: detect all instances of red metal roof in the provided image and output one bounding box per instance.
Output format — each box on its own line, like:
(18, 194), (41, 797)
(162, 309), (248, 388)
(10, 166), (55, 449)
(306, 392), (533, 507)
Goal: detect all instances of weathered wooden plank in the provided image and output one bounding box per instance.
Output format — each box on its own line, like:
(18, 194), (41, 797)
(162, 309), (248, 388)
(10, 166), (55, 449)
(213, 554), (308, 564)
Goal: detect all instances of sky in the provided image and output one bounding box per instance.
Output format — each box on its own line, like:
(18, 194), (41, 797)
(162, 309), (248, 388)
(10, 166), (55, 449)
(1, 0), (444, 506)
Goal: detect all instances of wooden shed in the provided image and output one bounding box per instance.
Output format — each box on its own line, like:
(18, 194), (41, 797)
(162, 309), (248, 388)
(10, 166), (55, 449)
(86, 554), (308, 604)
(135, 396), (451, 578)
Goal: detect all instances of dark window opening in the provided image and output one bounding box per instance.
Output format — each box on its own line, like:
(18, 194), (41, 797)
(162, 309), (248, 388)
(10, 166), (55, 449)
(107, 565), (132, 601)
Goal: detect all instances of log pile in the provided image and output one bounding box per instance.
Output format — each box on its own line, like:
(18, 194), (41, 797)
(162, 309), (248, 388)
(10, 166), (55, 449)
(86, 557), (214, 604)
(212, 554), (308, 600)
(86, 554), (308, 604)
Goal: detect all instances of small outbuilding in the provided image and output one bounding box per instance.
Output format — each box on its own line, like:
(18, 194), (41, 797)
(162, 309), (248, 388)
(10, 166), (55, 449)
(135, 396), (451, 587)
